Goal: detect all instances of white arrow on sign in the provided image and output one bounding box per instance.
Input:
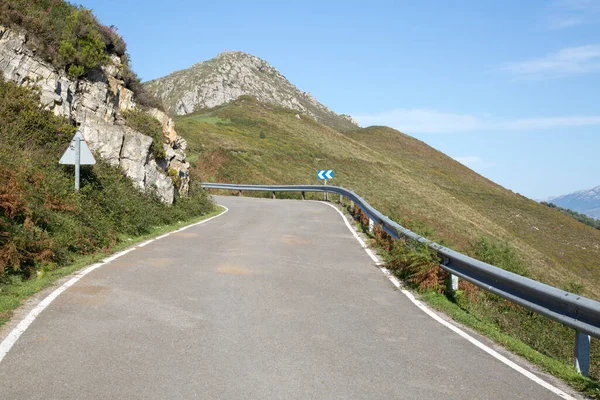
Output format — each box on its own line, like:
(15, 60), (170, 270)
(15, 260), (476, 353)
(317, 170), (334, 180)
(59, 131), (96, 165)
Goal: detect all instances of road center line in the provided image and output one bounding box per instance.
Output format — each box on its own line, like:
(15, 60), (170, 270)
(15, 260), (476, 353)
(320, 201), (575, 400)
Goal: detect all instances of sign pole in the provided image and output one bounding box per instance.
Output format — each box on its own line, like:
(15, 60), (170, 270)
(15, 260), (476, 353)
(75, 135), (81, 192)
(59, 130), (95, 192)
(324, 178), (328, 201)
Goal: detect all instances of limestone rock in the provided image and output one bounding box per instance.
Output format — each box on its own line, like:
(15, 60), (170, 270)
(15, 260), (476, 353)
(144, 51), (360, 132)
(120, 128), (153, 189)
(148, 108), (178, 143)
(164, 144), (176, 161)
(340, 114), (359, 126)
(145, 159), (174, 204)
(80, 120), (124, 167)
(0, 25), (192, 203)
(174, 137), (188, 151)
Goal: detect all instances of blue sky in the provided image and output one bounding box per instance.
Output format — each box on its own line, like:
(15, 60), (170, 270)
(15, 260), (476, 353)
(80, 0), (599, 199)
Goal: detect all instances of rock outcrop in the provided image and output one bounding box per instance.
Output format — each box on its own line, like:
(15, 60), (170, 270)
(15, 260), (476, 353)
(144, 51), (360, 132)
(0, 26), (189, 204)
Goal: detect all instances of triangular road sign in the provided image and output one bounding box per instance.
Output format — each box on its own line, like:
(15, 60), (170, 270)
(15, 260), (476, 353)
(59, 131), (96, 165)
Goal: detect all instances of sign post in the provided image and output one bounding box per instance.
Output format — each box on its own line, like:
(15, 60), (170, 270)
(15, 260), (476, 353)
(317, 170), (334, 201)
(60, 131), (96, 192)
(74, 135), (81, 191)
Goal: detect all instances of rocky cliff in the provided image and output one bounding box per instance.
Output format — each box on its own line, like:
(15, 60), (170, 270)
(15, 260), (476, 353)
(144, 51), (359, 132)
(0, 26), (189, 204)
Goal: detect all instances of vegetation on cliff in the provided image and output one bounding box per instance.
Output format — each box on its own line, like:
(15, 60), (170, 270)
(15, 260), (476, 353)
(0, 0), (161, 109)
(0, 77), (213, 284)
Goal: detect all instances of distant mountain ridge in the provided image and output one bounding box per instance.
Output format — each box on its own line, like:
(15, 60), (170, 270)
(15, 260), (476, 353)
(549, 186), (600, 219)
(143, 51), (359, 132)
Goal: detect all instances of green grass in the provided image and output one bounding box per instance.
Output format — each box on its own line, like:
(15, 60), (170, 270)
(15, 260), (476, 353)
(0, 206), (224, 327)
(187, 115), (232, 125)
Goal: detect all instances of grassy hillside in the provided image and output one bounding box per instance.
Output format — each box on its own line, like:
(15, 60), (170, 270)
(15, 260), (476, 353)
(177, 96), (600, 299)
(0, 77), (213, 287)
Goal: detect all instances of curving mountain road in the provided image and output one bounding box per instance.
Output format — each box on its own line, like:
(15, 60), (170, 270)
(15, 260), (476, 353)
(0, 196), (575, 399)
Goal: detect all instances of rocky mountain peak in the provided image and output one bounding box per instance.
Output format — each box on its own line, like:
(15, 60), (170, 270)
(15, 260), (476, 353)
(144, 52), (359, 132)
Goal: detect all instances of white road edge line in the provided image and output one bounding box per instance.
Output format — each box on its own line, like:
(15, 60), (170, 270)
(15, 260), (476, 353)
(320, 201), (575, 400)
(0, 205), (229, 364)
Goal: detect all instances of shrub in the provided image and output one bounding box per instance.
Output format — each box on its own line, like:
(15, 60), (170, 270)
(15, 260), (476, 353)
(58, 8), (108, 77)
(386, 239), (446, 291)
(468, 236), (529, 277)
(168, 168), (181, 189)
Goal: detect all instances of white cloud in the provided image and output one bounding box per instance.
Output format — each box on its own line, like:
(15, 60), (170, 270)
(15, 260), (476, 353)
(353, 109), (600, 134)
(500, 44), (600, 80)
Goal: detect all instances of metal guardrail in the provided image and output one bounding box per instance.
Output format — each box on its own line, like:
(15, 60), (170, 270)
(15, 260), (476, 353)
(202, 182), (600, 376)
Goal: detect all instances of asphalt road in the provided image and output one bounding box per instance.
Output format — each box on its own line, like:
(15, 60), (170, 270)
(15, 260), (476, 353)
(0, 196), (571, 399)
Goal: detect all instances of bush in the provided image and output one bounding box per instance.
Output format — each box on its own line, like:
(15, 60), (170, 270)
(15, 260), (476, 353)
(468, 236), (529, 277)
(58, 8), (108, 77)
(168, 168), (181, 189)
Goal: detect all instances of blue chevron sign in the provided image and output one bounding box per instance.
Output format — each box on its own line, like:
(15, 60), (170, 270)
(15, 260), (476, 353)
(317, 170), (334, 180)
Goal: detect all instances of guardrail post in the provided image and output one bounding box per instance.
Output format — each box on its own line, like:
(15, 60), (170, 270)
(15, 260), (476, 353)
(301, 191), (305, 200)
(574, 331), (590, 376)
(350, 200), (354, 208)
(449, 274), (459, 296)
(272, 191), (276, 199)
(368, 218), (374, 233)
(442, 258), (459, 298)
